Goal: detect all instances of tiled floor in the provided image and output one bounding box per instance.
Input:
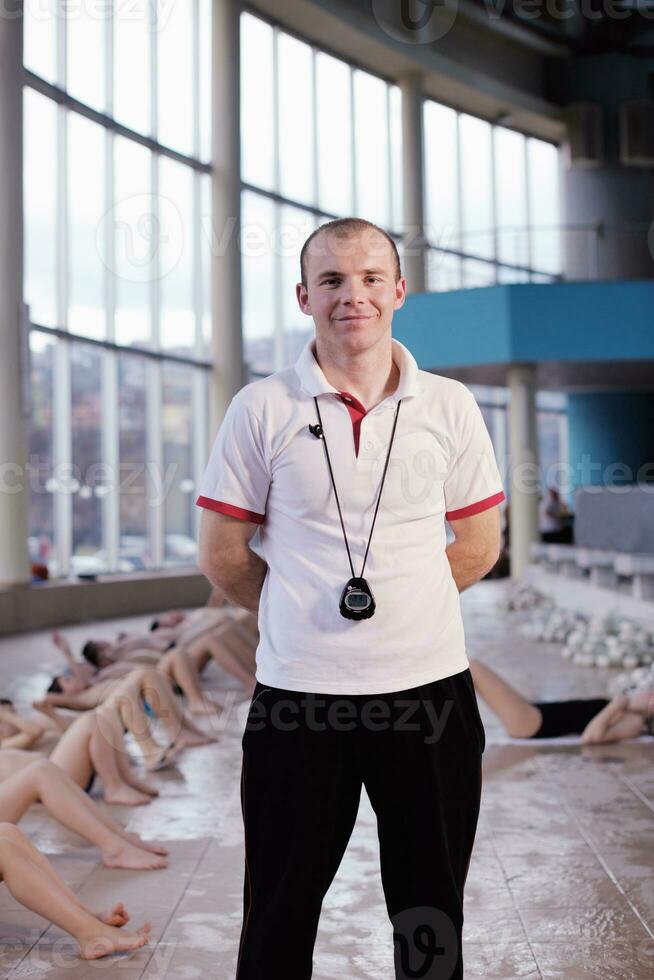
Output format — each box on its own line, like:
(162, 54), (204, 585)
(0, 579), (652, 978)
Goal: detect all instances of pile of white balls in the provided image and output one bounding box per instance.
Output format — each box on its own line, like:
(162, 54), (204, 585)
(504, 583), (654, 670)
(609, 663), (654, 697)
(561, 616), (654, 670)
(504, 583), (555, 613)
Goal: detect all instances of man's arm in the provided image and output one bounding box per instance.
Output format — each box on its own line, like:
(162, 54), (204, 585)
(446, 506), (502, 593)
(197, 510), (268, 615)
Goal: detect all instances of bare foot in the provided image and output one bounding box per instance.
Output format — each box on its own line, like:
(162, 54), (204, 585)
(127, 778), (159, 797)
(98, 902), (130, 927)
(123, 831), (169, 856)
(101, 842), (168, 871)
(143, 739), (186, 771)
(78, 923), (151, 960)
(176, 729), (218, 749)
(104, 785), (152, 807)
(188, 697), (222, 716)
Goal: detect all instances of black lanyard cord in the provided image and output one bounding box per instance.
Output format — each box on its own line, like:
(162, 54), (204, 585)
(313, 396), (402, 581)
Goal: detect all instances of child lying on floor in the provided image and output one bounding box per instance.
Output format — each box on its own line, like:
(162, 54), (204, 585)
(0, 822), (151, 960)
(48, 606), (257, 714)
(468, 659), (654, 744)
(1, 697), (160, 804)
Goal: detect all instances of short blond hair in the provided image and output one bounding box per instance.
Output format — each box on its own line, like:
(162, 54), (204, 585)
(300, 217), (401, 287)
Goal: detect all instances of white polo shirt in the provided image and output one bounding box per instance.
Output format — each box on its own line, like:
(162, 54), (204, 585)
(197, 336), (505, 695)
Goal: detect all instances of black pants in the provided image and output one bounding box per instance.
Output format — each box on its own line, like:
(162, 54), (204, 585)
(530, 698), (610, 738)
(235, 667), (485, 980)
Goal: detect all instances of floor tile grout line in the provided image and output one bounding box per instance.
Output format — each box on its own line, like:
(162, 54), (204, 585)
(483, 803), (545, 980)
(133, 835), (215, 979)
(560, 800), (654, 943)
(3, 584), (652, 977)
(6, 838), (215, 980)
(5, 853), (101, 978)
(5, 923), (50, 978)
(617, 772), (654, 815)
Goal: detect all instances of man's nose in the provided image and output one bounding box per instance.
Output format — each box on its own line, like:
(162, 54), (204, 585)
(341, 289), (366, 305)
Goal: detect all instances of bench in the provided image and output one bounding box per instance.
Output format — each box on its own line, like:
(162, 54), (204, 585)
(613, 553), (654, 601)
(576, 547), (617, 589)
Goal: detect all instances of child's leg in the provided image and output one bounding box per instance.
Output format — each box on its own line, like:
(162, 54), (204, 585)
(131, 668), (213, 739)
(468, 658), (543, 738)
(203, 634), (256, 693)
(185, 618), (235, 674)
(108, 670), (213, 758)
(0, 820), (126, 924)
(187, 645), (212, 673)
(107, 686), (174, 765)
(158, 649), (220, 715)
(86, 708), (152, 805)
(230, 613), (259, 644)
(219, 622), (258, 671)
(47, 712), (96, 789)
(111, 730), (159, 796)
(0, 824), (150, 959)
(0, 759), (166, 869)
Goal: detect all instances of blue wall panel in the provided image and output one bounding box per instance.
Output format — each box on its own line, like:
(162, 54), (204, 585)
(567, 391), (654, 491)
(394, 281), (654, 370)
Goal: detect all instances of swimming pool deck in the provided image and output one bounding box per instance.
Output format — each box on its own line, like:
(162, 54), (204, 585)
(0, 578), (652, 979)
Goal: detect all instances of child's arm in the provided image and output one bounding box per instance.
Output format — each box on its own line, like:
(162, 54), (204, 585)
(95, 661), (153, 681)
(581, 694), (631, 744)
(38, 687), (102, 711)
(51, 631), (95, 683)
(31, 700), (75, 733)
(51, 630), (78, 665)
(109, 633), (171, 658)
(0, 707), (46, 749)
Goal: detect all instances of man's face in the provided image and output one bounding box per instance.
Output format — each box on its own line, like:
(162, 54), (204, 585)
(296, 230), (406, 354)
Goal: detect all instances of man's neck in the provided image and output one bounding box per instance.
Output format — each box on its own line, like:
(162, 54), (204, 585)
(313, 336), (400, 412)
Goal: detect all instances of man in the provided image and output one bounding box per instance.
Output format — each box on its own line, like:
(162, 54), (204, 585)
(196, 217), (505, 980)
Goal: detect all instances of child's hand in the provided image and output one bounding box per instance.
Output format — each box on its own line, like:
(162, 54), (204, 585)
(32, 698), (53, 711)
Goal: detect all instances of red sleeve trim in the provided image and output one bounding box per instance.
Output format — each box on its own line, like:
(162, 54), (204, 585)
(196, 496), (265, 525)
(445, 490), (505, 522)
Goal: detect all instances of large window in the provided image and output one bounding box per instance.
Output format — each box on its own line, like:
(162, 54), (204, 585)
(424, 100), (562, 289)
(240, 12), (403, 377)
(28, 332), (55, 571)
(470, 387), (569, 502)
(23, 1), (212, 578)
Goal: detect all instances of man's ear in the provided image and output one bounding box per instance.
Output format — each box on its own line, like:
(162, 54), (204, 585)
(393, 277), (407, 311)
(296, 282), (311, 315)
